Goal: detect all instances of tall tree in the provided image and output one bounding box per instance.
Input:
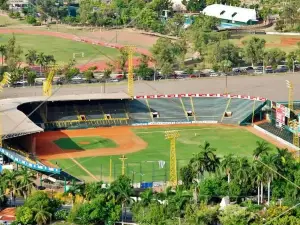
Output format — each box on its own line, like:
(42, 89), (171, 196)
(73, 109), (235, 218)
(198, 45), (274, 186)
(221, 154), (238, 183)
(0, 45), (6, 68)
(242, 37), (266, 67)
(182, 0), (206, 12)
(36, 52), (46, 76)
(25, 49), (38, 66)
(253, 141), (271, 159)
(32, 201), (52, 225)
(5, 35), (23, 72)
(16, 167), (36, 199)
(118, 47), (129, 77)
(264, 48), (286, 70)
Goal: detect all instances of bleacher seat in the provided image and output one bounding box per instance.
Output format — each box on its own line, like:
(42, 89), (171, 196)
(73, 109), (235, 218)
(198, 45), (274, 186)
(148, 98), (187, 121)
(223, 99), (262, 125)
(192, 97), (228, 122)
(128, 99), (152, 121)
(258, 122), (294, 144)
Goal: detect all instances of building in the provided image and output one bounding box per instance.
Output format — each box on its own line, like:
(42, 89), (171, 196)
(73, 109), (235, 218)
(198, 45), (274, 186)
(8, 0), (28, 9)
(203, 4), (258, 26)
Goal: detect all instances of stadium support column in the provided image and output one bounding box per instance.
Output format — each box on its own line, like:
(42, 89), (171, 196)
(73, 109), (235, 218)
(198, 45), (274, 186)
(165, 131), (180, 187)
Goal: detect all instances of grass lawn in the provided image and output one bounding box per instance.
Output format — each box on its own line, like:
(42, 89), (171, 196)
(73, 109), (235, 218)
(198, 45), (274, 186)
(0, 15), (26, 26)
(0, 33), (120, 64)
(54, 136), (117, 150)
(228, 34), (300, 53)
(51, 126), (275, 182)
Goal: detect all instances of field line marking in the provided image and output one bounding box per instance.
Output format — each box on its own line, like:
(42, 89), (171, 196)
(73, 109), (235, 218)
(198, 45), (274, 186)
(70, 157), (99, 181)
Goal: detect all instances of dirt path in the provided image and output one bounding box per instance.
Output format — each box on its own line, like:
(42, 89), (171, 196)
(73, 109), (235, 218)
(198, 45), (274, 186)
(33, 127), (148, 160)
(70, 157), (99, 181)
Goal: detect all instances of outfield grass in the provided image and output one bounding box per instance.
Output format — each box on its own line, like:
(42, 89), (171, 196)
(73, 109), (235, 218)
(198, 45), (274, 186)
(0, 33), (120, 64)
(54, 136), (117, 150)
(52, 126), (275, 182)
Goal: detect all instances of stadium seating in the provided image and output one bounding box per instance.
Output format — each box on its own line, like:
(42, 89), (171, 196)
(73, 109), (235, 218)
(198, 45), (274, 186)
(222, 99), (262, 125)
(258, 122), (294, 144)
(127, 99), (152, 123)
(18, 97), (266, 128)
(147, 98), (188, 122)
(191, 97), (228, 122)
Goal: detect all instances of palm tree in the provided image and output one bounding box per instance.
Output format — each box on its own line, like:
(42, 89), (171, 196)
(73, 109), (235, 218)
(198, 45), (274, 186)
(25, 49), (37, 66)
(235, 157), (250, 185)
(32, 202), (52, 225)
(2, 169), (18, 206)
(0, 45), (6, 67)
(36, 52), (46, 76)
(65, 181), (85, 204)
(261, 155), (277, 205)
(198, 141), (220, 174)
(251, 161), (264, 205)
(16, 167), (36, 199)
(84, 181), (105, 201)
(44, 55), (56, 69)
(140, 188), (154, 206)
(253, 141), (271, 159)
(221, 154), (238, 183)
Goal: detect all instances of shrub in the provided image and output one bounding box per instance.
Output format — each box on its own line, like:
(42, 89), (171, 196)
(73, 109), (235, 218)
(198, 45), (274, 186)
(26, 15), (37, 25)
(54, 209), (69, 220)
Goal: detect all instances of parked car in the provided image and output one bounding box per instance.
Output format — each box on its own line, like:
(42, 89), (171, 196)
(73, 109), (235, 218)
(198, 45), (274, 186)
(109, 79), (120, 82)
(254, 69), (263, 75)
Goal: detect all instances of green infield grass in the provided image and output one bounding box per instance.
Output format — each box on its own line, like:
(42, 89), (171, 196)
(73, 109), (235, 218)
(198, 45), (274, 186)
(52, 126), (275, 182)
(54, 136), (117, 150)
(0, 33), (120, 64)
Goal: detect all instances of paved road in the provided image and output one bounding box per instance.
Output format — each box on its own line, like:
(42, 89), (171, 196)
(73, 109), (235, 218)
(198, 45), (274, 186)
(2, 73), (300, 102)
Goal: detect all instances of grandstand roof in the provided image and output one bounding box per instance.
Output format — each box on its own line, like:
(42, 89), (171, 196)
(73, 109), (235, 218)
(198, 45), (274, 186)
(203, 4), (257, 23)
(0, 92), (130, 139)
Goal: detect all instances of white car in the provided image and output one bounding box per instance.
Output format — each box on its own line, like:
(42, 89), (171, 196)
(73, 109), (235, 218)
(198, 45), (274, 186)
(254, 70), (263, 74)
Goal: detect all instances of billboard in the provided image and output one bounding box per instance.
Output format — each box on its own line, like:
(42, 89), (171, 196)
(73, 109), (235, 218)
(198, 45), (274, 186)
(276, 103), (285, 128)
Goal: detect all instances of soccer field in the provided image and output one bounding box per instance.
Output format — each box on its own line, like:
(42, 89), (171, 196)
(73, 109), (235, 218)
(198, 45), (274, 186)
(0, 33), (120, 64)
(51, 126), (275, 182)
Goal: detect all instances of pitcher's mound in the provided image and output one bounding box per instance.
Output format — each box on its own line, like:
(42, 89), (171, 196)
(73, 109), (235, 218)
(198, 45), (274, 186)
(79, 141), (90, 145)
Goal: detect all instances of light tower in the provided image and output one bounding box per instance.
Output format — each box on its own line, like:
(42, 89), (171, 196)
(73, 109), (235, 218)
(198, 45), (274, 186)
(43, 66), (60, 96)
(119, 154), (128, 175)
(165, 130), (180, 187)
(0, 72), (11, 147)
(286, 80), (294, 124)
(289, 120), (299, 157)
(126, 46), (135, 99)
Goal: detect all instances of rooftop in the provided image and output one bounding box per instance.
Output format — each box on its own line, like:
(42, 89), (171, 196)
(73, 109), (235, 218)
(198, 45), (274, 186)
(203, 4), (257, 23)
(0, 92), (130, 139)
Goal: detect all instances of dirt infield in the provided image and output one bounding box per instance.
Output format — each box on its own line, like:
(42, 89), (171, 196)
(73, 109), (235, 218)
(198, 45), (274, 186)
(33, 127), (147, 160)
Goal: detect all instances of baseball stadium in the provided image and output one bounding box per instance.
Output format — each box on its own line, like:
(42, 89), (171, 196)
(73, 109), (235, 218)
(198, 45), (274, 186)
(0, 73), (299, 187)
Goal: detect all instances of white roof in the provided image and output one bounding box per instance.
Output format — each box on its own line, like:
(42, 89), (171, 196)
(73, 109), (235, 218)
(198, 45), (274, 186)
(203, 4), (257, 23)
(0, 92), (130, 139)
